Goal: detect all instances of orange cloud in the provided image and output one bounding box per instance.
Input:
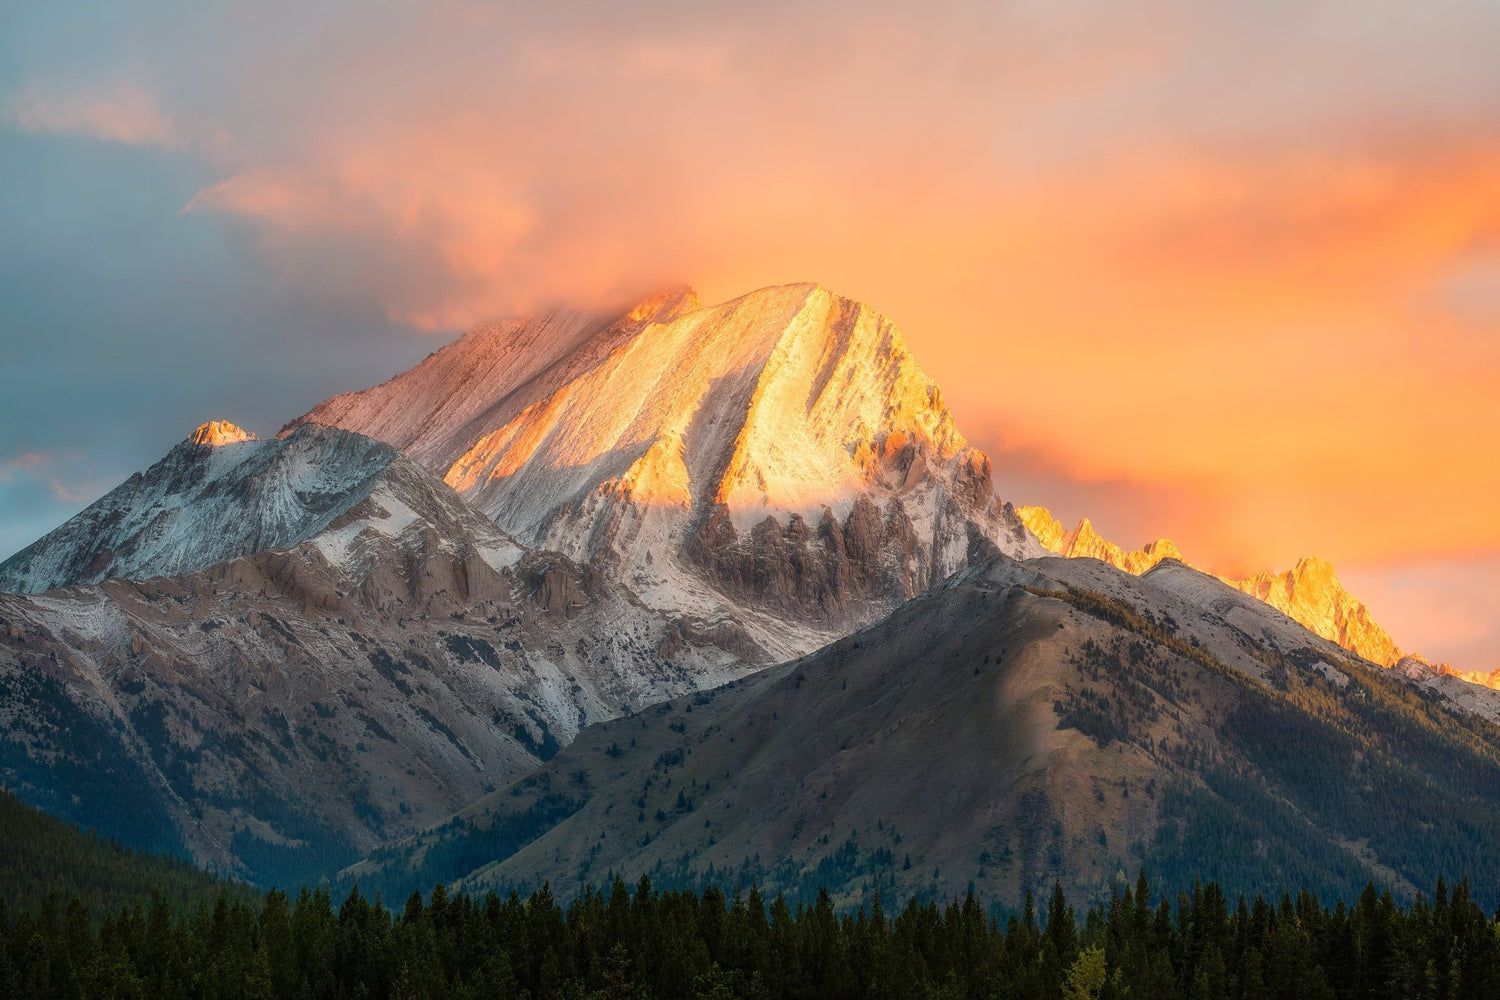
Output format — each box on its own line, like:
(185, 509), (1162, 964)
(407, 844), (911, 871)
(10, 0), (1500, 666)
(1343, 555), (1500, 673)
(180, 57), (1500, 582)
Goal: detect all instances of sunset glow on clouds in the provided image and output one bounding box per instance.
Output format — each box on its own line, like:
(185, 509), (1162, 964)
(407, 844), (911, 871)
(2, 0), (1499, 667)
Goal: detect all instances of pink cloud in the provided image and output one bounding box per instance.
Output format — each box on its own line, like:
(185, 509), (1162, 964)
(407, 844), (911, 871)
(1, 452), (51, 473)
(0, 451), (113, 506)
(0, 452), (53, 485)
(1343, 555), (1500, 673)
(6, 87), (179, 147)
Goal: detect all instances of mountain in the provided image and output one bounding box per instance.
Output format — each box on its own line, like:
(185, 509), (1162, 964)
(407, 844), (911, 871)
(1018, 505), (1406, 671)
(289, 284), (1043, 659)
(6, 281), (1496, 908)
(0, 423), (751, 884)
(0, 422), (429, 594)
(345, 553), (1500, 910)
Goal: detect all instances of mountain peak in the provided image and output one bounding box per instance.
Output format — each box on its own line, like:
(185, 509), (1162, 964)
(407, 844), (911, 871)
(624, 285), (701, 323)
(1019, 502), (1411, 670)
(1227, 558), (1403, 666)
(1291, 555), (1337, 582)
(189, 420), (256, 448)
(0, 423), (409, 593)
(289, 282), (1040, 656)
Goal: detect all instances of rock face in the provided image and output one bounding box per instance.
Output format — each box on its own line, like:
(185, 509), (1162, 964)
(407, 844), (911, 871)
(0, 424), (750, 884)
(289, 283), (1043, 658)
(1019, 505), (1405, 670)
(347, 552), (1500, 910)
(1437, 662), (1500, 691)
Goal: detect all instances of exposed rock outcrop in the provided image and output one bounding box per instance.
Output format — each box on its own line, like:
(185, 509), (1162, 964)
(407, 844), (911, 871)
(1226, 557), (1402, 667)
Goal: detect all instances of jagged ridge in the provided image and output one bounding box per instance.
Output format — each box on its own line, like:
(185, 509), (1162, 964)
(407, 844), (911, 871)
(0, 420), (753, 883)
(1018, 505), (1410, 672)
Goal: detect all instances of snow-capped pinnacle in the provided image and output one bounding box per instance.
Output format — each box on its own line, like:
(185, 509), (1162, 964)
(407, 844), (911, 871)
(0, 422), (527, 594)
(189, 420), (257, 448)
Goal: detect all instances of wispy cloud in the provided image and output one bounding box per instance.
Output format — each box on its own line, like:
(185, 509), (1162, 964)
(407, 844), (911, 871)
(5, 87), (180, 147)
(44, 477), (100, 504)
(0, 451), (112, 506)
(0, 452), (51, 479)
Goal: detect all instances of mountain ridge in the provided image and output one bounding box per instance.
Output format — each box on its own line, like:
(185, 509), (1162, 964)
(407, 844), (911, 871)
(1015, 505), (1458, 682)
(0, 421), (754, 883)
(0, 422), (427, 595)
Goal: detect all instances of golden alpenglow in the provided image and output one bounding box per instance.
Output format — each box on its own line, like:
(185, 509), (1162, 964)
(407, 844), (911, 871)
(1020, 505), (1408, 672)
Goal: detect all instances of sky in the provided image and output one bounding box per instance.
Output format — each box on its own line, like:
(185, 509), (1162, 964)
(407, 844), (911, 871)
(2, 1), (1498, 670)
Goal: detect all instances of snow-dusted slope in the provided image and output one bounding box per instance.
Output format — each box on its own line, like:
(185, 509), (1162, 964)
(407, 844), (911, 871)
(290, 283), (1043, 656)
(0, 421), (486, 594)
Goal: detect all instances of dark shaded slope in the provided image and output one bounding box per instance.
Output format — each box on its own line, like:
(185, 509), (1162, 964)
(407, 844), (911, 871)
(347, 555), (1500, 910)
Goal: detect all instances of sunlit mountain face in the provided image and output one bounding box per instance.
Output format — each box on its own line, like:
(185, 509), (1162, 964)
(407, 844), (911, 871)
(284, 283), (1042, 659)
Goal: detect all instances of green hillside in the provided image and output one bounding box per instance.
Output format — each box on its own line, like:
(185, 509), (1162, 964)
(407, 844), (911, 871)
(0, 788), (245, 919)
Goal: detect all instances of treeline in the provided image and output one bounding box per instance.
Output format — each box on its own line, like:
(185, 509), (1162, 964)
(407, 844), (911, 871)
(4, 873), (1499, 1000)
